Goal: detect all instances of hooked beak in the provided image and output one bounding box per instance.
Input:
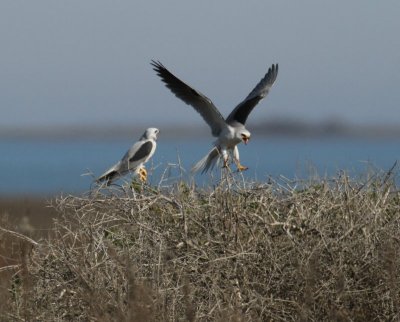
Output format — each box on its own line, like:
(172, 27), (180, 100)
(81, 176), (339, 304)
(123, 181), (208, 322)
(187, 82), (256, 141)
(242, 136), (249, 145)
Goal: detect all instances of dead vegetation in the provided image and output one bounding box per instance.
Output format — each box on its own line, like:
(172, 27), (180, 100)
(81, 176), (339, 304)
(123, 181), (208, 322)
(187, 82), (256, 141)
(1, 170), (400, 321)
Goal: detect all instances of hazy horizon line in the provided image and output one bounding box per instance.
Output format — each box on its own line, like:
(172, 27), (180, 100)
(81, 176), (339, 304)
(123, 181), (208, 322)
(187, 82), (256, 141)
(1, 119), (399, 141)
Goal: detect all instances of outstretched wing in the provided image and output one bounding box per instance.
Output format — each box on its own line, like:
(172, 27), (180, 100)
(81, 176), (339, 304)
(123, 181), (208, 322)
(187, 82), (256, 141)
(226, 64), (278, 125)
(151, 60), (226, 137)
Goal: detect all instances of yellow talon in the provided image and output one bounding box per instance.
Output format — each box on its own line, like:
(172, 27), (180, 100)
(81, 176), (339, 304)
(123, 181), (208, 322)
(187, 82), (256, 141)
(138, 167), (147, 182)
(237, 164), (248, 172)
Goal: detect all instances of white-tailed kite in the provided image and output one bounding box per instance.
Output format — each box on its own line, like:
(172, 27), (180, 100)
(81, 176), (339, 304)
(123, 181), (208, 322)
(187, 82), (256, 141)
(151, 61), (278, 173)
(97, 128), (159, 184)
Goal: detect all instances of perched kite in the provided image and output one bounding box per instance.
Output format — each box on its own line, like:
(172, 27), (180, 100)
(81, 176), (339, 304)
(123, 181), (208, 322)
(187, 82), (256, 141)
(151, 61), (278, 173)
(97, 127), (159, 184)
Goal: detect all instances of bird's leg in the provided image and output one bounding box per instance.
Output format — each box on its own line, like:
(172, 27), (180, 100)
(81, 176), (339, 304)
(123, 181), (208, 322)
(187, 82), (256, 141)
(138, 167), (147, 182)
(221, 149), (230, 168)
(233, 146), (248, 172)
(236, 164), (248, 172)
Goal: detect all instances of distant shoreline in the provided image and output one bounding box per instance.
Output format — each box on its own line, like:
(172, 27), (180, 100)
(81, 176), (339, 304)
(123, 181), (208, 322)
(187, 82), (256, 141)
(1, 120), (399, 141)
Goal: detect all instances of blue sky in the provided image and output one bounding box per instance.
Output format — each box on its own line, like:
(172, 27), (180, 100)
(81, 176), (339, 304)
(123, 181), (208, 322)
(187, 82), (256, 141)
(1, 1), (399, 128)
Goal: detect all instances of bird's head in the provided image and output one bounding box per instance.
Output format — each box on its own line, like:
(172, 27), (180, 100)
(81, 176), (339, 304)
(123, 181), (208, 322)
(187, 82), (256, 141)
(240, 130), (251, 145)
(143, 128), (160, 141)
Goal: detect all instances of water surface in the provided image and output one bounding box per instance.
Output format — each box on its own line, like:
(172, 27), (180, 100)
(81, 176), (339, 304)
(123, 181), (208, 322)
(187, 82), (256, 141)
(1, 136), (398, 195)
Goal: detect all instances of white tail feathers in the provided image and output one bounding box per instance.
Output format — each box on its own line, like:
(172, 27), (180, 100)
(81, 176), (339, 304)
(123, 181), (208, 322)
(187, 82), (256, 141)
(191, 147), (221, 174)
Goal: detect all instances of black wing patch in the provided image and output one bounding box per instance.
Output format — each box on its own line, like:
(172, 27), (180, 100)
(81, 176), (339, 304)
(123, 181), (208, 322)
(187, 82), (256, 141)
(226, 64), (278, 125)
(129, 141), (153, 163)
(227, 96), (260, 125)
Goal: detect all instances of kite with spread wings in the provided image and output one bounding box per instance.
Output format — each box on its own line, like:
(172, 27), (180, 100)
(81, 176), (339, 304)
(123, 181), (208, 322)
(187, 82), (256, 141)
(151, 61), (278, 173)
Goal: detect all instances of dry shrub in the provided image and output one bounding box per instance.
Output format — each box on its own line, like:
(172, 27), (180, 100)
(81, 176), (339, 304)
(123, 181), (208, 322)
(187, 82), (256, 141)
(1, 170), (400, 321)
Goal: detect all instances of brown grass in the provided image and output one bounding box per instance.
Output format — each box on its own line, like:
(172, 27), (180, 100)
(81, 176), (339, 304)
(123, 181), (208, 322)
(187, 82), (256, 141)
(0, 170), (400, 321)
